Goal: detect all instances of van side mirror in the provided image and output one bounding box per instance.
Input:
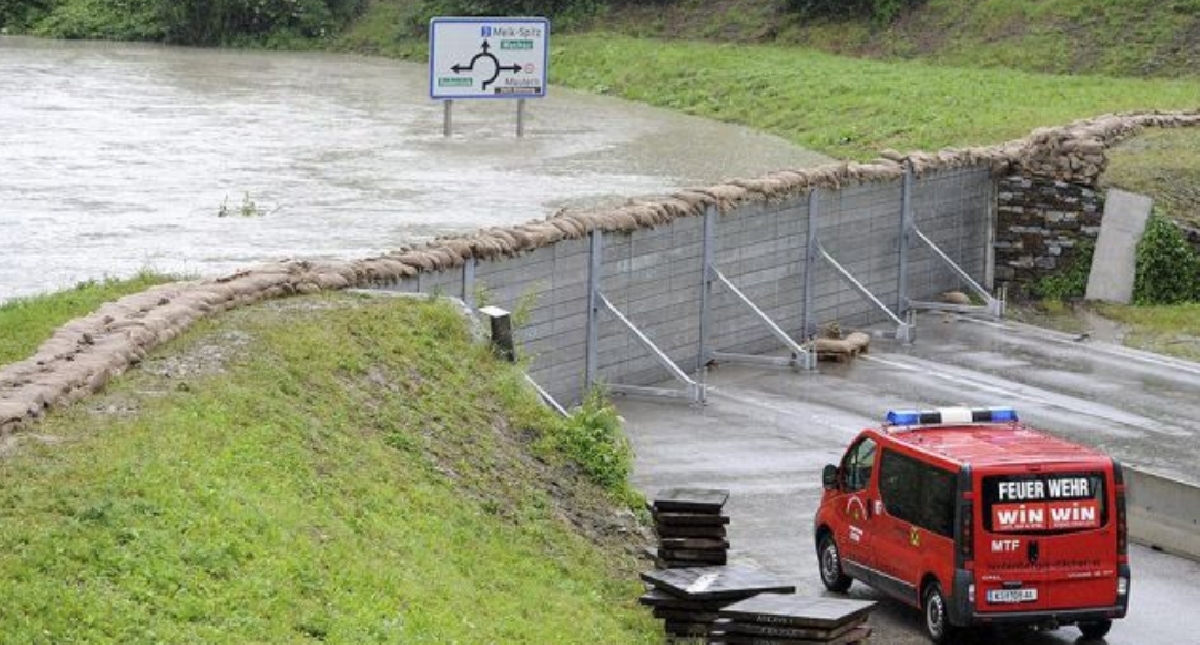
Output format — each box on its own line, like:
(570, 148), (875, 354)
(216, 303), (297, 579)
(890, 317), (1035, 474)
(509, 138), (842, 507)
(822, 464), (839, 490)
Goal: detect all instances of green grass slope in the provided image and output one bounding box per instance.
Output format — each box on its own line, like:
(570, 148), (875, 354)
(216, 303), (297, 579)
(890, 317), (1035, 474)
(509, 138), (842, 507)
(0, 292), (657, 643)
(595, 0), (1200, 78)
(1102, 128), (1200, 227)
(550, 34), (1200, 160)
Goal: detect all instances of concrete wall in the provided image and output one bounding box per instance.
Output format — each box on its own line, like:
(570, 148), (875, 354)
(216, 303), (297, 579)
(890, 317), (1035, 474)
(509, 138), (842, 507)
(1127, 466), (1200, 562)
(385, 166), (995, 405)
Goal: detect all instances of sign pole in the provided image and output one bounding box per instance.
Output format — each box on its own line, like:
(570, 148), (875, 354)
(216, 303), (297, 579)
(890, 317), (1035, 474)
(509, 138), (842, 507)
(443, 99), (453, 138)
(516, 98), (525, 138)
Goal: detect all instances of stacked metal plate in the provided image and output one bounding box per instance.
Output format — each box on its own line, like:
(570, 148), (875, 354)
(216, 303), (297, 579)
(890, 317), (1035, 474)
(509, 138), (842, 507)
(639, 565), (796, 639)
(650, 488), (731, 568)
(709, 595), (876, 644)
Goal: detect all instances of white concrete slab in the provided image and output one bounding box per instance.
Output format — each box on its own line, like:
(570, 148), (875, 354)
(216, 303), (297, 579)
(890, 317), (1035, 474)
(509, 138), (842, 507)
(1085, 189), (1154, 303)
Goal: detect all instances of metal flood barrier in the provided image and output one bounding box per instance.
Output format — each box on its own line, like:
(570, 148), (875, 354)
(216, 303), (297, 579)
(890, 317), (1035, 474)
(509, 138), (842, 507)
(586, 229), (708, 404)
(406, 162), (1001, 408)
(700, 205), (818, 374)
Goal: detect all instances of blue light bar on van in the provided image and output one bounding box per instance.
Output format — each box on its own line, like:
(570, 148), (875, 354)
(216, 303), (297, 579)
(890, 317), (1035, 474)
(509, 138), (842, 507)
(885, 406), (1018, 426)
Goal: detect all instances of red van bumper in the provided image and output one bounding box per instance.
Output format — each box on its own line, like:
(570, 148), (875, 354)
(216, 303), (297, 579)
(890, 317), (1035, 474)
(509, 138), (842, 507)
(949, 565), (1130, 628)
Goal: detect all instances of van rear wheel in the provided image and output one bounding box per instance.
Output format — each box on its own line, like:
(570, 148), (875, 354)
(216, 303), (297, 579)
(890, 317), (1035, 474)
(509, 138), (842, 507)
(923, 581), (958, 644)
(1079, 620), (1112, 641)
(817, 534), (852, 592)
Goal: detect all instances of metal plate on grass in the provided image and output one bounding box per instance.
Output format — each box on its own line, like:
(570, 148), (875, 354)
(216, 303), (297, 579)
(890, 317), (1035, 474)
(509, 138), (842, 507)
(653, 511), (731, 525)
(709, 624), (872, 644)
(640, 565), (796, 600)
(639, 589), (732, 611)
(660, 537), (730, 549)
(652, 487), (730, 513)
(656, 524), (729, 538)
(718, 595), (875, 629)
(714, 615), (867, 640)
(652, 607), (722, 622)
(658, 547), (728, 559)
(663, 620), (714, 636)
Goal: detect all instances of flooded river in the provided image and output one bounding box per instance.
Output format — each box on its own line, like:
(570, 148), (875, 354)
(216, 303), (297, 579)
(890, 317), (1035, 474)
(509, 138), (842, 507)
(0, 36), (829, 303)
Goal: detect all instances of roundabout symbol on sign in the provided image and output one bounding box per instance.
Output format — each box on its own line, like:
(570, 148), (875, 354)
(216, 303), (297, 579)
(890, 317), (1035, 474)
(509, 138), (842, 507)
(450, 40), (523, 91)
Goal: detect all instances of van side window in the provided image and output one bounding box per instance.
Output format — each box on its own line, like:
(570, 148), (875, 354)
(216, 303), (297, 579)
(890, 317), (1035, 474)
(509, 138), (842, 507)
(879, 449), (956, 538)
(841, 438), (877, 492)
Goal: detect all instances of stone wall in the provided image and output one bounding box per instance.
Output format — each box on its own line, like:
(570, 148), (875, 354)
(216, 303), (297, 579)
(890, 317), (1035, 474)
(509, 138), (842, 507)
(995, 177), (1103, 294)
(995, 111), (1200, 296)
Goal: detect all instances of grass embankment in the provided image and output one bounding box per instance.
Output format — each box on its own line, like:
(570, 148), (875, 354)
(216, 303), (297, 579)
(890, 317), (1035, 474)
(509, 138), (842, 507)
(597, 0), (1200, 79)
(549, 34), (1200, 161)
(1012, 301), (1200, 361)
(0, 271), (175, 365)
(1103, 128), (1200, 227)
(1095, 302), (1200, 359)
(0, 291), (658, 643)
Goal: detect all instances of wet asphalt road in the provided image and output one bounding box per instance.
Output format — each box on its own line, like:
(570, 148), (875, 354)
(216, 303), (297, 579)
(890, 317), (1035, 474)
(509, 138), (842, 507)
(617, 312), (1200, 644)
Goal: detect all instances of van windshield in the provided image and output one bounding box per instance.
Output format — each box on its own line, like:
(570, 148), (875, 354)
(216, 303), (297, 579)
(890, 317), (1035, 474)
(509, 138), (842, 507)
(982, 473), (1107, 534)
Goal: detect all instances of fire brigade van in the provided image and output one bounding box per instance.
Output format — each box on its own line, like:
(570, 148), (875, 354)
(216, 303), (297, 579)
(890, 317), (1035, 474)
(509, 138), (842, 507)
(813, 407), (1129, 643)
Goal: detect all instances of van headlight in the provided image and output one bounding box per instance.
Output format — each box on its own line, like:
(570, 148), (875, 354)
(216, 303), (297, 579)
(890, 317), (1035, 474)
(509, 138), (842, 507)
(969, 584), (976, 603)
(1117, 576), (1129, 596)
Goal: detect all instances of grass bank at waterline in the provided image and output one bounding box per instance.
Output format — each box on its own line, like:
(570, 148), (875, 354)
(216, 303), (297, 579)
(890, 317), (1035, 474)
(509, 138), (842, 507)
(550, 34), (1200, 161)
(0, 292), (658, 643)
(0, 271), (176, 365)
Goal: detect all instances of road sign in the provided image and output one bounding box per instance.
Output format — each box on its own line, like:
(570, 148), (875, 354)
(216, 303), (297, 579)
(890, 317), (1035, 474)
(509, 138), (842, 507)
(429, 17), (549, 100)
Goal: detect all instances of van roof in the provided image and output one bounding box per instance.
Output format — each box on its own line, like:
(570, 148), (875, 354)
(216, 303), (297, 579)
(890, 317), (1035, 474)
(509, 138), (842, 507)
(881, 423), (1109, 468)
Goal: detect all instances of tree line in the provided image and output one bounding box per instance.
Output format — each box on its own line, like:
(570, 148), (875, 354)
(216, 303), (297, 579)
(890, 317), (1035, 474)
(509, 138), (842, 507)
(1, 0), (367, 44)
(2, 0), (924, 45)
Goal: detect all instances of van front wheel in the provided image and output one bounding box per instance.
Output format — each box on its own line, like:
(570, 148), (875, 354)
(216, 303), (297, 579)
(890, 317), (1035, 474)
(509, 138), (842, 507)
(817, 534), (852, 592)
(1079, 620), (1112, 641)
(923, 581), (958, 644)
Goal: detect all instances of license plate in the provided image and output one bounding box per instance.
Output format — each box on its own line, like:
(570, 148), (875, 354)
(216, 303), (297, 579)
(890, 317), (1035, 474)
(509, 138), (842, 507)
(987, 588), (1037, 603)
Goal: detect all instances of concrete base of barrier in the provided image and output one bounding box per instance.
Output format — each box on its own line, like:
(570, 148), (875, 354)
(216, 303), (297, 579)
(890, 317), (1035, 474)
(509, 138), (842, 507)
(1126, 466), (1200, 562)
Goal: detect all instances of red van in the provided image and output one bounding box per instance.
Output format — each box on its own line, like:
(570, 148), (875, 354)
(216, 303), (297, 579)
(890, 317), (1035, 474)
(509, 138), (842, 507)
(813, 407), (1129, 643)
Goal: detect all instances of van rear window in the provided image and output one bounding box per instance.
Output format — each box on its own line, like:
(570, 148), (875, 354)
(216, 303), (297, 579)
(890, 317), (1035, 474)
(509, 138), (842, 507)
(982, 473), (1107, 533)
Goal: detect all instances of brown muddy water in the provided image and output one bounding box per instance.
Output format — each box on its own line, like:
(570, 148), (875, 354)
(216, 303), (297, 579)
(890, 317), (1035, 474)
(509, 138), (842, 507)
(0, 36), (830, 303)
